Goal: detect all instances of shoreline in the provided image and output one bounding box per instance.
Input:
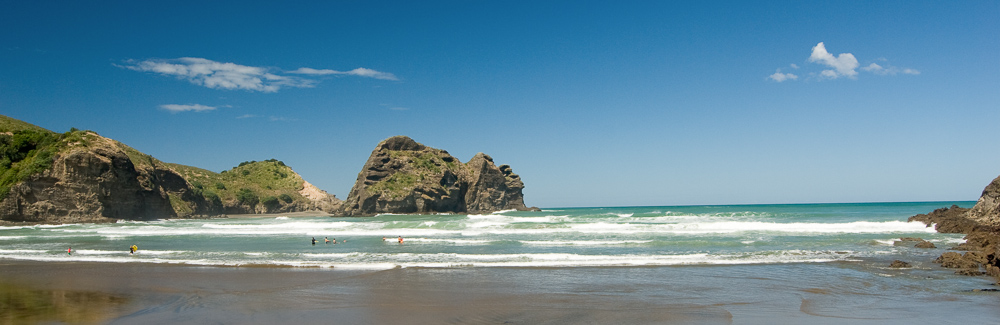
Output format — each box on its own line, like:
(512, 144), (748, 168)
(2, 260), (998, 324)
(221, 210), (333, 219)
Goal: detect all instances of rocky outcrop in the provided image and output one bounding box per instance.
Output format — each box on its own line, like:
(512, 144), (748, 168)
(907, 205), (975, 233)
(968, 175), (1000, 228)
(910, 175), (1000, 282)
(337, 136), (537, 216)
(1, 115), (341, 224)
(889, 260), (911, 268)
(0, 134), (177, 223)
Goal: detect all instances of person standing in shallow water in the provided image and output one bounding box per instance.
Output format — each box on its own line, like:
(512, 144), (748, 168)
(311, 237), (316, 245)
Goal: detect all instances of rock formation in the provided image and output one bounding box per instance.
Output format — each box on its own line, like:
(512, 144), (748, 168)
(907, 205), (975, 233)
(889, 260), (911, 268)
(0, 115), (340, 224)
(909, 175), (1000, 281)
(968, 174), (1000, 228)
(1, 133), (177, 223)
(337, 136), (537, 216)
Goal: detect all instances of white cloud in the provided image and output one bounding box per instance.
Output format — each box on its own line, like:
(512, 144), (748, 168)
(808, 42), (859, 79)
(289, 67), (399, 81)
(119, 57), (397, 92)
(861, 63), (920, 76)
(159, 104), (217, 113)
(768, 42), (919, 83)
(236, 114), (258, 119)
(768, 69), (798, 82)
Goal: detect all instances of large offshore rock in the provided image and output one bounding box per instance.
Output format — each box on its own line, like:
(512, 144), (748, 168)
(338, 136), (536, 216)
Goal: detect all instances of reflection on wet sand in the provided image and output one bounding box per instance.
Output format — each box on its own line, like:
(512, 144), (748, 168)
(0, 282), (128, 324)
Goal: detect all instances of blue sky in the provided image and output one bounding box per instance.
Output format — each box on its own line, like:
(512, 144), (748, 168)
(2, 1), (998, 207)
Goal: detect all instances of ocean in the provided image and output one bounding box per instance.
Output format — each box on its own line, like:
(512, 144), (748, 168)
(3, 201), (999, 324)
(0, 201), (984, 269)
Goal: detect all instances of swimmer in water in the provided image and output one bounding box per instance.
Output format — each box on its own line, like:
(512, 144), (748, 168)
(324, 237), (330, 244)
(398, 236), (403, 244)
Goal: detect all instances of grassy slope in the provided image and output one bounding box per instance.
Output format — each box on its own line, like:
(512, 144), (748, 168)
(0, 115), (52, 133)
(165, 159), (310, 207)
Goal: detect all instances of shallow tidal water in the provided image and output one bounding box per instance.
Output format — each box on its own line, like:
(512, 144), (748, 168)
(1, 201), (998, 323)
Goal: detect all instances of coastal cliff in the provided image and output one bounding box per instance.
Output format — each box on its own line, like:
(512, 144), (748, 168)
(909, 175), (1000, 281)
(337, 136), (537, 216)
(0, 115), (339, 224)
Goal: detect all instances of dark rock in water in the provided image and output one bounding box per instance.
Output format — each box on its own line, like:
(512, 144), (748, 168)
(337, 136), (538, 216)
(956, 269), (986, 276)
(913, 174), (1000, 284)
(894, 238), (935, 248)
(936, 252), (980, 269)
(908, 205), (975, 234)
(889, 260), (911, 268)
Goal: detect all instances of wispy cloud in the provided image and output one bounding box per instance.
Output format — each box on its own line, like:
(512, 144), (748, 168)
(768, 69), (798, 82)
(861, 63), (920, 76)
(289, 67), (399, 81)
(159, 104), (217, 113)
(768, 42), (919, 82)
(236, 114), (258, 119)
(118, 57), (398, 92)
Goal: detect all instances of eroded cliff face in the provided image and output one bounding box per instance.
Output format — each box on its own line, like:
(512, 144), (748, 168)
(0, 131), (342, 224)
(338, 136), (536, 216)
(968, 175), (1000, 228)
(0, 135), (177, 223)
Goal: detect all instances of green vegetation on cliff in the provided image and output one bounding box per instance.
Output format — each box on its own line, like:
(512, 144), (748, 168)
(368, 149), (463, 199)
(1, 115), (336, 221)
(0, 116), (96, 199)
(165, 159), (310, 209)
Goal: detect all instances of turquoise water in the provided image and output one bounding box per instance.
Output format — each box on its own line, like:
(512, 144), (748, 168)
(0, 201), (976, 269)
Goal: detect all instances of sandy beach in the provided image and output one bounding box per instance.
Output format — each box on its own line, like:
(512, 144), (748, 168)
(3, 260), (998, 324)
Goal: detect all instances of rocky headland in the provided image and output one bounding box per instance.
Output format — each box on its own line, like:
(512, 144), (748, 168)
(0, 115), (340, 224)
(909, 175), (1000, 282)
(337, 136), (538, 216)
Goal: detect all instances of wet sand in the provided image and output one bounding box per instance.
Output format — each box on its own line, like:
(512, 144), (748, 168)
(2, 261), (998, 324)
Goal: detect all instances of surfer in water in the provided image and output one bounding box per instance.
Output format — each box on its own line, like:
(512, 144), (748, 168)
(312, 237), (317, 245)
(129, 245), (137, 254)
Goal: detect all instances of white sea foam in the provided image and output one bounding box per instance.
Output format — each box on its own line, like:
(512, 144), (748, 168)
(404, 238), (494, 245)
(521, 240), (653, 246)
(873, 239), (896, 246)
(0, 249), (859, 268)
